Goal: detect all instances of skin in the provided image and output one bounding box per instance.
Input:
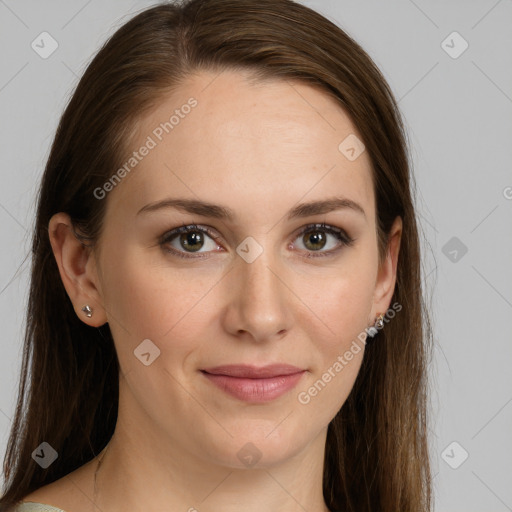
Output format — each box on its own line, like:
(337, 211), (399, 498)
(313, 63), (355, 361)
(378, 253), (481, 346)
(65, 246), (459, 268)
(32, 69), (401, 512)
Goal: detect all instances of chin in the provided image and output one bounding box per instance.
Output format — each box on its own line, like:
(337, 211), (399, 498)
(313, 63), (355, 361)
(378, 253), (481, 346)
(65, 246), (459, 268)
(198, 420), (312, 470)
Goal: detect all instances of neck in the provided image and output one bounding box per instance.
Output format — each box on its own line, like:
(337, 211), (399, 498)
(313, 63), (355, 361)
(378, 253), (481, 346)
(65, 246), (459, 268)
(93, 423), (331, 512)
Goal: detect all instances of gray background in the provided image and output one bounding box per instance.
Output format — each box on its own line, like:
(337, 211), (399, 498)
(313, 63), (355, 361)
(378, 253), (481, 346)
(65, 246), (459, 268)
(0, 1), (511, 510)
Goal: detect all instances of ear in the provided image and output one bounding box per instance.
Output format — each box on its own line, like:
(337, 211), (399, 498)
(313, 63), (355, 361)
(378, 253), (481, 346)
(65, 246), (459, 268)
(48, 212), (108, 327)
(371, 216), (402, 318)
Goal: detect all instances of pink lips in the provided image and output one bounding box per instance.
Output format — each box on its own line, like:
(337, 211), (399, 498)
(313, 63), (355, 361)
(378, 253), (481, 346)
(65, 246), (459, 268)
(201, 364), (306, 403)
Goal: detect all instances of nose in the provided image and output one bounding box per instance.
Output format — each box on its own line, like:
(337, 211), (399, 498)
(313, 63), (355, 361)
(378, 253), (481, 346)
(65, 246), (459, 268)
(221, 247), (294, 344)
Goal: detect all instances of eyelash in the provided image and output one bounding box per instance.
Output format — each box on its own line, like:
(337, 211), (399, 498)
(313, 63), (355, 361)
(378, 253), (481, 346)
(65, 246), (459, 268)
(159, 222), (355, 260)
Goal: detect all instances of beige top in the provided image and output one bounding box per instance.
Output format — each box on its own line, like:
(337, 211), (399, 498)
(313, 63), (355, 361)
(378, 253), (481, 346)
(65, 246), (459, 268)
(13, 503), (67, 512)
(13, 500), (342, 511)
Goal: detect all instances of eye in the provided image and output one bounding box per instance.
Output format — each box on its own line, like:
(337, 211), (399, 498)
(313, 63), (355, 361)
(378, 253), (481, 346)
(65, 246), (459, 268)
(160, 224), (221, 259)
(291, 222), (354, 258)
(159, 222), (355, 259)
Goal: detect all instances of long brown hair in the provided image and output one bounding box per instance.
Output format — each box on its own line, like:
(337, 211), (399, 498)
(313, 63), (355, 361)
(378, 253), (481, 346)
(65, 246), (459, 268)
(0, 1), (434, 510)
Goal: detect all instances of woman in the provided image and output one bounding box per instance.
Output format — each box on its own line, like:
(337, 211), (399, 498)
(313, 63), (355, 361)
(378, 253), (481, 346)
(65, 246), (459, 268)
(0, 0), (433, 510)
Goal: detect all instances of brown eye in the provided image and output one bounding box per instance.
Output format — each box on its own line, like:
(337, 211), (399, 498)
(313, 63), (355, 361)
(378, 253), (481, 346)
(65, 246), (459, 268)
(302, 230), (328, 251)
(178, 230), (205, 252)
(160, 224), (221, 259)
(293, 223), (354, 258)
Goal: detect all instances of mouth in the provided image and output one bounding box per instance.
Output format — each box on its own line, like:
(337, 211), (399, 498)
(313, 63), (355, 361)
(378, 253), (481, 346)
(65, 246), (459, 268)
(200, 364), (307, 403)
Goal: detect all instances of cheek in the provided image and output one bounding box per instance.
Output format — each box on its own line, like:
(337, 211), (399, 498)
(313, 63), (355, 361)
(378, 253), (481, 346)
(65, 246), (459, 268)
(303, 256), (376, 347)
(99, 245), (220, 365)
(293, 257), (375, 415)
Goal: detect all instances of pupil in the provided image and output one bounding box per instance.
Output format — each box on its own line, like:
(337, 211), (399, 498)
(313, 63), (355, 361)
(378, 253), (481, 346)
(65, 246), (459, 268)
(181, 231), (203, 252)
(305, 231), (325, 250)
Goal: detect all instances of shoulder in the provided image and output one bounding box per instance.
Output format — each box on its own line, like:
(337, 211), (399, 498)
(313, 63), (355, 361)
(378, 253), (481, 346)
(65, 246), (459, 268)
(17, 459), (96, 512)
(12, 503), (67, 512)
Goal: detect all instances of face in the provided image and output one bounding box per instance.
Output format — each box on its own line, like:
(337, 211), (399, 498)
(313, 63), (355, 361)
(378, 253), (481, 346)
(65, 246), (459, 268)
(62, 69), (400, 469)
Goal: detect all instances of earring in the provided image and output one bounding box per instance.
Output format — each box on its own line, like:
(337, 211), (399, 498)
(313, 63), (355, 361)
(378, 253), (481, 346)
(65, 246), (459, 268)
(81, 305), (93, 318)
(367, 313), (384, 339)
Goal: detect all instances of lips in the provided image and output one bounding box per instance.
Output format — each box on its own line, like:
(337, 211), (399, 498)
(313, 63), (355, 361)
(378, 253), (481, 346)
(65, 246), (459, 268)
(200, 364), (306, 403)
(201, 364), (304, 378)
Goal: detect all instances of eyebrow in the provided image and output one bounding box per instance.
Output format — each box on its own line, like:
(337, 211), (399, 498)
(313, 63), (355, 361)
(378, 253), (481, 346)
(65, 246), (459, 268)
(137, 196), (366, 221)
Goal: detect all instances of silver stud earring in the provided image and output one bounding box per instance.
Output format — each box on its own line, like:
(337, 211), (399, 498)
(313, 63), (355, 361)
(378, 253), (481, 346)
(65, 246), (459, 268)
(81, 305), (93, 318)
(367, 313), (384, 339)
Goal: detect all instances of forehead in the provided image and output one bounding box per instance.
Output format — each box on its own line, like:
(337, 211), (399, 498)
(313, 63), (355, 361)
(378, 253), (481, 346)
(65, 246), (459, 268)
(108, 69), (375, 223)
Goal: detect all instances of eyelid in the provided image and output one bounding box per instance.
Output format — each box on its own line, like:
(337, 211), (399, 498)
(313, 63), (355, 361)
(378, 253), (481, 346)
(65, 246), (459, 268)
(159, 223), (221, 259)
(291, 222), (354, 258)
(159, 222), (354, 259)
(294, 222), (352, 244)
